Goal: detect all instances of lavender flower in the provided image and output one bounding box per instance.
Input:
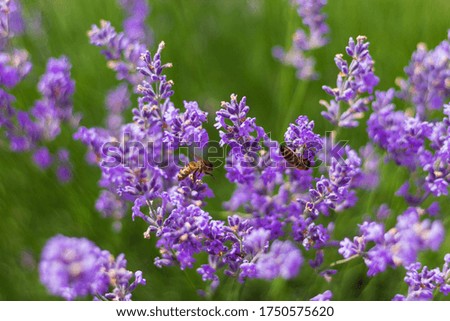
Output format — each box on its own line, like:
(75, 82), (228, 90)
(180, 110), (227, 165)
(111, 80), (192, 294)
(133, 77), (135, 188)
(95, 190), (127, 229)
(133, 42), (174, 132)
(39, 235), (145, 301)
(39, 235), (110, 300)
(293, 220), (330, 250)
(6, 0), (23, 36)
(156, 204), (212, 270)
(273, 0), (329, 79)
(352, 143), (380, 190)
(368, 89), (428, 170)
(88, 20), (147, 86)
(215, 94), (268, 184)
(0, 0), (10, 39)
(33, 147), (52, 169)
(310, 290), (332, 301)
(21, 57), (76, 181)
(34, 56), (77, 132)
(243, 228), (270, 256)
(0, 49), (31, 88)
(78, 36), (209, 205)
(339, 207), (444, 276)
(338, 236), (365, 259)
(255, 240), (303, 280)
(0, 88), (14, 130)
(0, 10), (77, 182)
(105, 84), (131, 131)
(164, 101), (209, 149)
(0, 0), (24, 49)
(216, 93), (351, 276)
(118, 0), (153, 45)
(396, 32), (450, 119)
(368, 91), (449, 199)
(102, 253), (146, 301)
(419, 104), (450, 197)
(321, 36), (379, 127)
(79, 32), (218, 279)
(321, 145), (361, 212)
(300, 142), (361, 219)
(393, 254), (450, 301)
(197, 264), (219, 291)
(366, 32), (450, 202)
(284, 115), (322, 166)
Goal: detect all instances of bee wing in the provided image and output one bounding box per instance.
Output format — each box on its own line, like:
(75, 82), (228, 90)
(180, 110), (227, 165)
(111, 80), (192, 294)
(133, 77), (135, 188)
(279, 142), (293, 158)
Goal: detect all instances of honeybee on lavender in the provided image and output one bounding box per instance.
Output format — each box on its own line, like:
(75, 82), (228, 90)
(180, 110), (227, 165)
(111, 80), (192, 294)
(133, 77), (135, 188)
(279, 143), (311, 170)
(177, 158), (214, 182)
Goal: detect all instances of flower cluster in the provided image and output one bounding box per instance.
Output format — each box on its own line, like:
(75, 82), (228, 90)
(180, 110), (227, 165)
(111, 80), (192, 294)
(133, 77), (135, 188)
(39, 235), (145, 301)
(80, 23), (225, 273)
(77, 33), (314, 292)
(393, 254), (450, 301)
(75, 38), (209, 212)
(273, 0), (329, 79)
(88, 0), (153, 133)
(215, 94), (269, 184)
(284, 115), (323, 164)
(79, 4), (154, 223)
(339, 206), (444, 276)
(321, 36), (379, 127)
(254, 240), (303, 280)
(322, 33), (450, 287)
(368, 33), (450, 200)
(0, 1), (77, 182)
(397, 31), (450, 119)
(216, 94), (363, 272)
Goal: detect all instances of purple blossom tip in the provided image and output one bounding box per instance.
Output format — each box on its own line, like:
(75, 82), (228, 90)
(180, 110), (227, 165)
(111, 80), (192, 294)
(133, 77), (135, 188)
(321, 35), (378, 127)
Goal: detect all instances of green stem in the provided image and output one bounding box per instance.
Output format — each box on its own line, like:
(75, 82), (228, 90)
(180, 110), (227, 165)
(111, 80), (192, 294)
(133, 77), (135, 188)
(213, 275), (230, 300)
(329, 254), (360, 267)
(237, 281), (246, 300)
(181, 268), (198, 294)
(227, 278), (237, 300)
(214, 210), (252, 219)
(282, 80), (310, 129)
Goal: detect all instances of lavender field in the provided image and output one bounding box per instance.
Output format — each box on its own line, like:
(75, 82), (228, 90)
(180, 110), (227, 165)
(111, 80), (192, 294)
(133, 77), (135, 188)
(0, 0), (449, 301)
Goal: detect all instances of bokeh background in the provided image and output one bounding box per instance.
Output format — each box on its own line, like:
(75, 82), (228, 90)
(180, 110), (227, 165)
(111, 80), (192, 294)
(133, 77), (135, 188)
(1, 0), (449, 300)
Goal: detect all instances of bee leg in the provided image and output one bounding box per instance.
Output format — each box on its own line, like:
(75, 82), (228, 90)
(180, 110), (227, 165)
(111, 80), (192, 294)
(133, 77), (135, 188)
(191, 169), (198, 182)
(205, 172), (215, 179)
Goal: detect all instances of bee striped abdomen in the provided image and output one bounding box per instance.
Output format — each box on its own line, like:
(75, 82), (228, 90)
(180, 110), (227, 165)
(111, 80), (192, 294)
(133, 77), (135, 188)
(177, 159), (214, 181)
(280, 144), (310, 170)
(177, 161), (197, 181)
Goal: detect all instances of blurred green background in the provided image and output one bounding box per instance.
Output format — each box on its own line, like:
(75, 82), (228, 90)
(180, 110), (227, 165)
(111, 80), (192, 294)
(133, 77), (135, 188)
(1, 0), (449, 300)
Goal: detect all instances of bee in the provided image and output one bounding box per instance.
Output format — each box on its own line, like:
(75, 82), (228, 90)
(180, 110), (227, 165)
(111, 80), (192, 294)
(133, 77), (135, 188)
(279, 143), (311, 170)
(177, 158), (214, 181)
